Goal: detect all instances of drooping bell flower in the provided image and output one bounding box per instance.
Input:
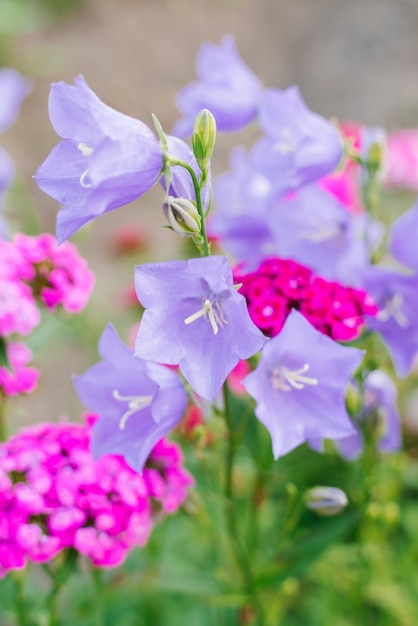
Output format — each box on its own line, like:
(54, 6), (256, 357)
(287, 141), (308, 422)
(243, 310), (364, 459)
(173, 36), (263, 136)
(361, 266), (418, 378)
(389, 198), (418, 270)
(34, 77), (164, 243)
(73, 324), (188, 472)
(134, 256), (267, 401)
(251, 87), (343, 195)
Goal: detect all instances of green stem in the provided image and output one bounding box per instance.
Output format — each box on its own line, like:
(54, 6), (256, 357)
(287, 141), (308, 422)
(222, 383), (265, 626)
(166, 157), (210, 256)
(91, 567), (105, 626)
(12, 572), (32, 626)
(361, 164), (380, 264)
(0, 398), (6, 442)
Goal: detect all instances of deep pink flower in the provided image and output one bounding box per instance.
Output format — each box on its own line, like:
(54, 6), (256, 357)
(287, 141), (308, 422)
(236, 257), (378, 342)
(0, 417), (193, 576)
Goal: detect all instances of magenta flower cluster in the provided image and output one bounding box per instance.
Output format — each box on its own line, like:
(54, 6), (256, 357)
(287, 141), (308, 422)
(0, 233), (94, 398)
(236, 257), (378, 342)
(0, 416), (194, 576)
(0, 233), (95, 318)
(0, 343), (39, 396)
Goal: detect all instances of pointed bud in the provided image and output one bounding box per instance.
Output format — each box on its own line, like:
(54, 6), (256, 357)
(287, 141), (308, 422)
(163, 196), (201, 238)
(305, 486), (348, 516)
(192, 109), (216, 175)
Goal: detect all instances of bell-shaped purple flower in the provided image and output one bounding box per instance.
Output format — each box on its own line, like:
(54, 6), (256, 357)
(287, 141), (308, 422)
(243, 310), (363, 459)
(361, 266), (418, 377)
(0, 68), (31, 133)
(73, 324), (188, 473)
(211, 181), (380, 281)
(173, 36), (263, 136)
(34, 77), (164, 243)
(252, 87), (343, 194)
(134, 256), (267, 401)
(389, 198), (418, 269)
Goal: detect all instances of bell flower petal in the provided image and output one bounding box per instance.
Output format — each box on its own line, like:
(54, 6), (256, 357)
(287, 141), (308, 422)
(173, 36), (262, 136)
(35, 77), (164, 242)
(73, 324), (188, 472)
(134, 256), (267, 401)
(243, 310), (364, 459)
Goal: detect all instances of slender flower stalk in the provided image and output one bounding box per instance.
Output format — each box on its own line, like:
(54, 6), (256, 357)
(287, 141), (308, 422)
(166, 156), (210, 255)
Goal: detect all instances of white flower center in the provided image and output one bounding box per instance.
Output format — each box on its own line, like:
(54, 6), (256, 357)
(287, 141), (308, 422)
(376, 293), (409, 328)
(272, 127), (297, 155)
(112, 390), (153, 430)
(271, 363), (318, 392)
(184, 297), (227, 335)
(77, 143), (94, 189)
(78, 142), (94, 158)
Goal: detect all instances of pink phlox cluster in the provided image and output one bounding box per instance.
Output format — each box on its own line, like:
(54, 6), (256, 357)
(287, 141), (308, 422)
(236, 257), (378, 342)
(0, 342), (39, 396)
(0, 279), (40, 336)
(384, 129), (418, 191)
(0, 234), (94, 338)
(0, 416), (194, 576)
(13, 233), (95, 313)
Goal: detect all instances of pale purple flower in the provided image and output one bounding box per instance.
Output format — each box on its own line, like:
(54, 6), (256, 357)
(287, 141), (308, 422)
(361, 267), (418, 377)
(173, 36), (263, 136)
(73, 324), (188, 472)
(211, 182), (380, 280)
(252, 87), (343, 194)
(134, 256), (267, 401)
(243, 310), (363, 459)
(0, 68), (31, 133)
(34, 77), (164, 243)
(0, 69), (31, 237)
(389, 198), (418, 269)
(335, 370), (401, 460)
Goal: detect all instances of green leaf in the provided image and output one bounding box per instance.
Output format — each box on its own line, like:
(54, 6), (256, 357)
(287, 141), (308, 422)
(255, 511), (360, 588)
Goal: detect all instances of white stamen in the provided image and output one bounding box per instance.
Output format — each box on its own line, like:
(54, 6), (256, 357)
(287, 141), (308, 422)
(80, 169), (93, 188)
(271, 363), (318, 392)
(184, 298), (224, 335)
(78, 142), (94, 157)
(376, 294), (409, 328)
(272, 128), (296, 155)
(112, 390), (153, 430)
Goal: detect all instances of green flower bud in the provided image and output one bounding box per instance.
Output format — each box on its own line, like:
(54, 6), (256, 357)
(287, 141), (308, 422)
(192, 109), (217, 176)
(163, 196), (201, 238)
(305, 486), (348, 516)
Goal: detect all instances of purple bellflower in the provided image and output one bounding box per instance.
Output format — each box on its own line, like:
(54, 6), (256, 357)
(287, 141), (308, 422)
(389, 198), (418, 270)
(34, 77), (164, 243)
(243, 310), (364, 459)
(211, 180), (380, 280)
(134, 256), (267, 401)
(361, 266), (418, 378)
(0, 69), (31, 238)
(73, 324), (188, 473)
(335, 370), (401, 460)
(251, 87), (343, 195)
(173, 36), (263, 136)
(0, 68), (31, 133)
